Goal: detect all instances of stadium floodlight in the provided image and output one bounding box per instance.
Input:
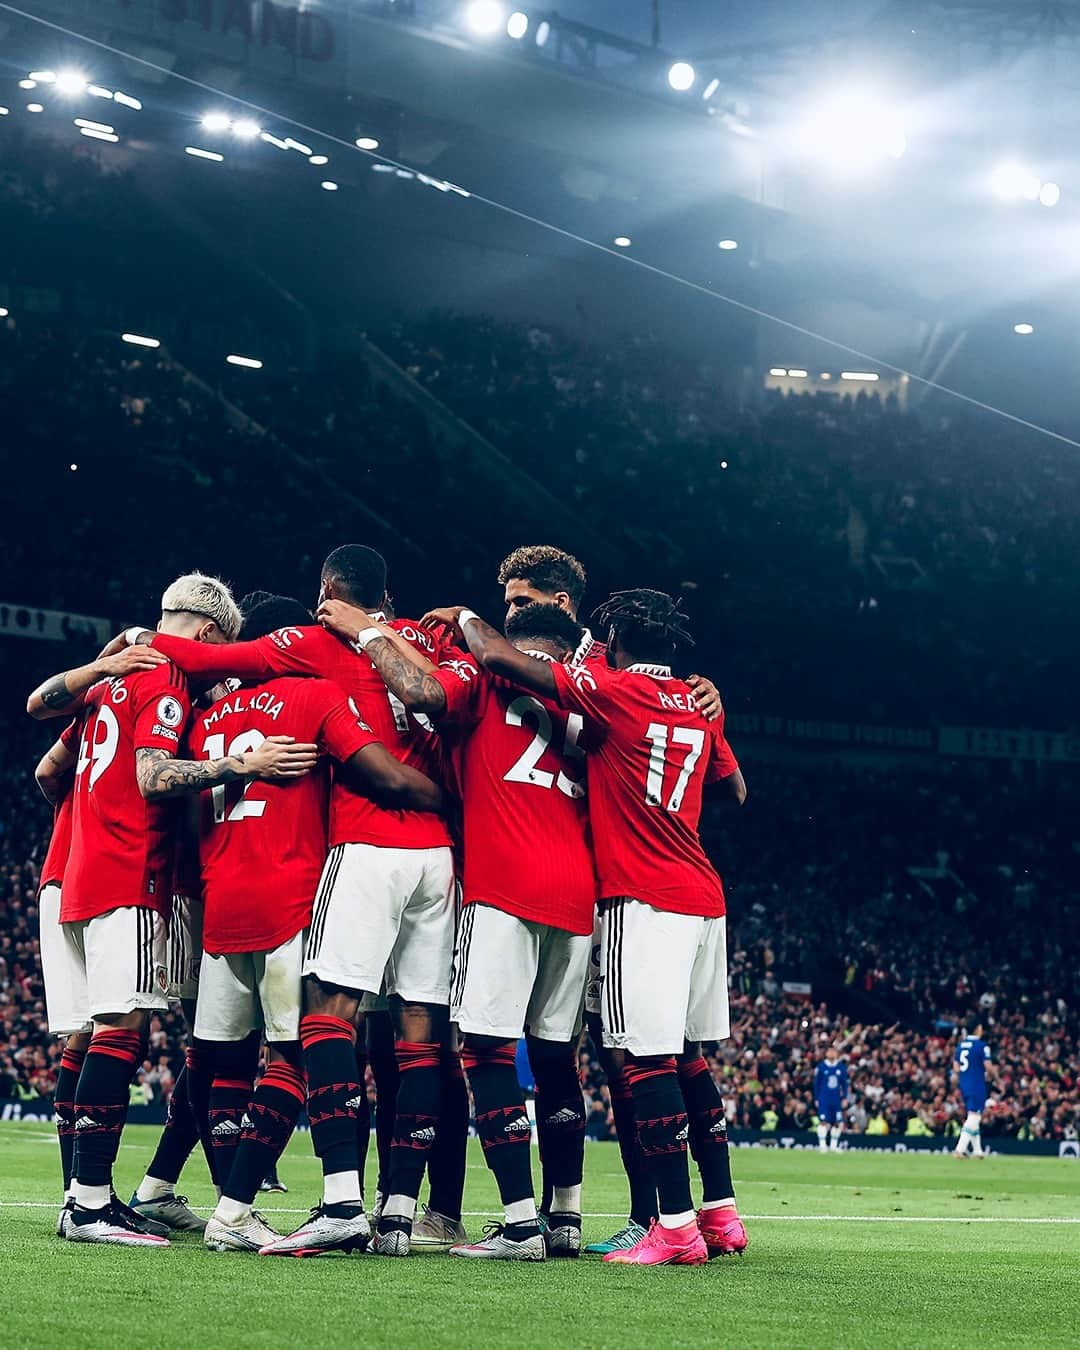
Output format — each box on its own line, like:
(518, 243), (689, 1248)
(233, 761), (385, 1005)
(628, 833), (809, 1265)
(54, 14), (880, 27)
(717, 239), (738, 250)
(74, 118), (114, 133)
(26, 104), (44, 113)
(371, 163), (395, 173)
(232, 118), (261, 140)
(667, 62), (696, 92)
(201, 112), (231, 133)
(226, 354), (263, 369)
(795, 89), (909, 173)
(185, 146), (224, 162)
(1039, 181), (1060, 207)
(840, 371), (880, 381)
(261, 132), (290, 149)
(0, 307), (9, 317)
(121, 333), (161, 348)
(355, 137), (380, 150)
(320, 180), (338, 191)
(507, 11), (528, 39)
(702, 77), (720, 100)
(309, 154), (329, 166)
(0, 107), (8, 116)
(80, 128), (119, 143)
(720, 460), (728, 469)
(113, 91), (141, 109)
(613, 236), (632, 247)
(990, 162), (1041, 203)
(821, 372), (832, 380)
(18, 80), (37, 90)
(70, 463), (78, 471)
(284, 137), (312, 155)
(535, 19), (551, 46)
(787, 368), (809, 378)
(88, 85), (113, 99)
(1013, 323), (1034, 335)
(29, 71), (56, 83)
(769, 368), (788, 376)
(54, 70), (88, 95)
(465, 1), (506, 37)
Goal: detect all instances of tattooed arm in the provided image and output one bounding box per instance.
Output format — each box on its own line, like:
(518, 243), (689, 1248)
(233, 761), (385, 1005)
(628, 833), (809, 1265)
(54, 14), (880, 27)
(35, 736), (78, 805)
(27, 646), (167, 720)
(316, 599), (444, 711)
(136, 736), (319, 800)
(428, 607), (557, 698)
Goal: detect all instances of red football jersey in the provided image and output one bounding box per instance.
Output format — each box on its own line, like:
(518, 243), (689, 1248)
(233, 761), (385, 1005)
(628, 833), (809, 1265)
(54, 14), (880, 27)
(152, 619), (451, 851)
(62, 663), (192, 924)
(573, 627), (608, 665)
(38, 717), (84, 891)
(191, 677), (378, 953)
(432, 655), (595, 935)
(550, 661), (739, 917)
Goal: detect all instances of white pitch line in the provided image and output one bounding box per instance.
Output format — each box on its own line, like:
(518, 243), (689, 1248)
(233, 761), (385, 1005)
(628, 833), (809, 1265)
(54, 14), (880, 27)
(0, 1202), (1076, 1223)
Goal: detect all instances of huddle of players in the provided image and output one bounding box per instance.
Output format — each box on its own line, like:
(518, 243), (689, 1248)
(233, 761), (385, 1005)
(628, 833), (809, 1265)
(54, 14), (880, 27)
(30, 542), (749, 1268)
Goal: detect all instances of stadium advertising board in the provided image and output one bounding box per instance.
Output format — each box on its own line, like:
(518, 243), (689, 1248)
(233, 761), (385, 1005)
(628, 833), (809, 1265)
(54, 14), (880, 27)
(0, 604), (111, 645)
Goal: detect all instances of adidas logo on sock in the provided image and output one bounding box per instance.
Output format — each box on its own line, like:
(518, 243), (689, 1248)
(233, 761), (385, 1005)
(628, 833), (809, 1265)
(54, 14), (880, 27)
(212, 1119), (241, 1136)
(505, 1117), (532, 1133)
(410, 1126), (436, 1142)
(53, 1112), (65, 1126)
(675, 1124), (690, 1142)
(240, 1115), (253, 1130)
(544, 1108), (579, 1125)
(710, 1118), (728, 1134)
(345, 1095), (364, 1109)
(74, 1115), (98, 1130)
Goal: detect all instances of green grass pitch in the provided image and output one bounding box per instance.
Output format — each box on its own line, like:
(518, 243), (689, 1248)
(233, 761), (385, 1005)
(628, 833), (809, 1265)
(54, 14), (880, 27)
(1, 1123), (1077, 1349)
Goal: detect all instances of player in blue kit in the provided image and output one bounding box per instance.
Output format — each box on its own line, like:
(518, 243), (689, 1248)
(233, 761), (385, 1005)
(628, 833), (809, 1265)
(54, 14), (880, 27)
(813, 1049), (849, 1152)
(954, 1024), (992, 1158)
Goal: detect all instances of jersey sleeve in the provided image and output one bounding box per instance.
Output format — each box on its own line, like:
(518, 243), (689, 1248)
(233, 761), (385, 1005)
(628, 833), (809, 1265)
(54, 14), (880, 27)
(151, 633), (283, 681)
(132, 665), (192, 752)
(59, 717), (82, 754)
(705, 715), (740, 782)
(431, 659), (485, 728)
(308, 682), (381, 763)
(549, 660), (614, 727)
(983, 1044), (992, 1065)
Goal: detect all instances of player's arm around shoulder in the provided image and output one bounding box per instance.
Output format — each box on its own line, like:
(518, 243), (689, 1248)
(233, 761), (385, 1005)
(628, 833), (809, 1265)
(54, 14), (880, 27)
(35, 727), (79, 803)
(317, 599), (448, 712)
(26, 644), (167, 719)
(423, 605), (559, 699)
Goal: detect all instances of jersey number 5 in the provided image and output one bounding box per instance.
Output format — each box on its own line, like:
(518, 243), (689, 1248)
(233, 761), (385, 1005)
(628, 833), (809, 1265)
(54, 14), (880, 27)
(644, 723), (705, 813)
(504, 695), (586, 799)
(204, 730), (267, 823)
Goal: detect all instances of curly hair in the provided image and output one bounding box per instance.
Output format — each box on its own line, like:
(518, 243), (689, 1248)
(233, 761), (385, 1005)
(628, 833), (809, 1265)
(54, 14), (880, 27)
(497, 545), (587, 610)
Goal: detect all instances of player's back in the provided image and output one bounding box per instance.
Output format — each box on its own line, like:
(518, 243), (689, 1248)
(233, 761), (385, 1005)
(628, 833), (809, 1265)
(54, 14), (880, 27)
(63, 663), (190, 923)
(553, 661), (737, 917)
(191, 676), (370, 953)
(957, 1036), (989, 1087)
(438, 660), (595, 933)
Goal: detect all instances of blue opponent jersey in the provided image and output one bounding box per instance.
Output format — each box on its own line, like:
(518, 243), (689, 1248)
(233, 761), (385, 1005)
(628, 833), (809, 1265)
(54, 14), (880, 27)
(814, 1060), (849, 1101)
(955, 1036), (990, 1093)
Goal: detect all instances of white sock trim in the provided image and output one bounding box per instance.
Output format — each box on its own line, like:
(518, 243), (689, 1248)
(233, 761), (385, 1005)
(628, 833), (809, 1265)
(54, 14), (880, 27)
(323, 1171), (362, 1206)
(383, 1193), (417, 1223)
(214, 1197), (251, 1224)
(551, 1185), (582, 1214)
(71, 1181), (110, 1210)
(505, 1198), (538, 1226)
(659, 1209), (695, 1229)
(135, 1176), (175, 1203)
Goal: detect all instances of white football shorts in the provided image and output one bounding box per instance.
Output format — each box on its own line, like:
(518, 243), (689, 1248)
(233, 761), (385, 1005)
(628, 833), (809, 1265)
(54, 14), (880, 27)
(194, 930), (305, 1043)
(165, 893), (203, 1002)
(451, 902), (591, 1043)
(39, 883), (92, 1036)
(600, 898), (729, 1057)
(303, 843), (455, 1005)
(57, 905), (169, 1023)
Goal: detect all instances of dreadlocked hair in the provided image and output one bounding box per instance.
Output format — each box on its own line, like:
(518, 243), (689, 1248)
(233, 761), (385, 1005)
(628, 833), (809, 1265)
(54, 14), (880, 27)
(592, 588), (695, 662)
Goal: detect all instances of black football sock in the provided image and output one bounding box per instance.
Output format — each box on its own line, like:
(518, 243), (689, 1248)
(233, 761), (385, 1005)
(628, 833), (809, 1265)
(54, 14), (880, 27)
(143, 1063), (200, 1187)
(54, 1043), (86, 1193)
(380, 1041), (441, 1230)
(678, 1055), (735, 1204)
(624, 1055), (693, 1220)
(185, 1040), (216, 1180)
(528, 1035), (585, 1214)
(222, 1060), (306, 1207)
(427, 1049), (468, 1222)
(353, 1039), (371, 1195)
(301, 1014), (363, 1203)
(72, 1028), (142, 1196)
(208, 1034), (260, 1188)
(462, 1039), (536, 1231)
(367, 1011), (399, 1196)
